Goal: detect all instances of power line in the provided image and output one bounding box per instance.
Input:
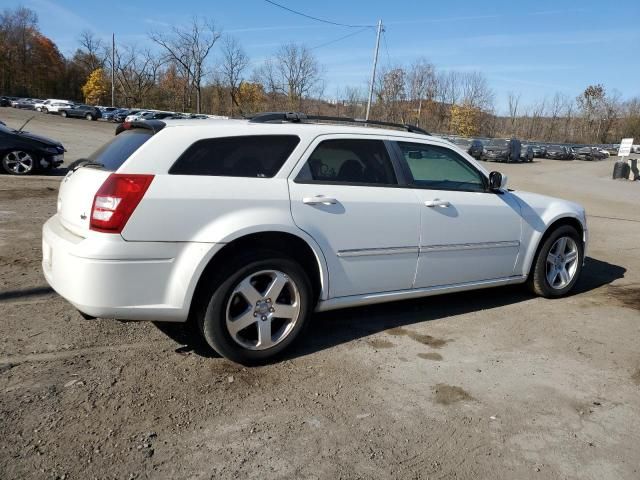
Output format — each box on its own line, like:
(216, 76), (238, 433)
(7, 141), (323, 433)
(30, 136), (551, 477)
(382, 29), (392, 68)
(263, 0), (375, 28)
(311, 27), (371, 50)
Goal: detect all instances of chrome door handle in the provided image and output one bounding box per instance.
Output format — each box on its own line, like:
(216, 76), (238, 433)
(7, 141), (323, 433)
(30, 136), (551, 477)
(303, 195), (338, 205)
(424, 199), (450, 208)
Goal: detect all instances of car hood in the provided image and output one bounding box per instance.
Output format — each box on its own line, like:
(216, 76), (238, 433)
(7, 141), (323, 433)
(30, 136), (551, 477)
(13, 130), (63, 148)
(510, 190), (586, 228)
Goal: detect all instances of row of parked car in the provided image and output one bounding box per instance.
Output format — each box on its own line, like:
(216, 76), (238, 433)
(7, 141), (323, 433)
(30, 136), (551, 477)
(0, 96), (214, 123)
(448, 136), (618, 163)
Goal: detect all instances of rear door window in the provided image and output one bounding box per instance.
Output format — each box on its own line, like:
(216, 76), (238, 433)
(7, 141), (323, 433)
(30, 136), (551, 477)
(169, 135), (300, 177)
(88, 129), (154, 171)
(295, 139), (397, 185)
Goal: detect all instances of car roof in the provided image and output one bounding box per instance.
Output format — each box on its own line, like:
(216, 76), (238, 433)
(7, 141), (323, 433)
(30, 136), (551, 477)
(160, 118), (444, 142)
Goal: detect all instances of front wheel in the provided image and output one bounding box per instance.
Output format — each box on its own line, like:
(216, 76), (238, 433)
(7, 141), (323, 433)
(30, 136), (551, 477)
(528, 225), (583, 297)
(197, 251), (313, 364)
(60, 111), (67, 118)
(85, 113), (93, 120)
(2, 150), (37, 175)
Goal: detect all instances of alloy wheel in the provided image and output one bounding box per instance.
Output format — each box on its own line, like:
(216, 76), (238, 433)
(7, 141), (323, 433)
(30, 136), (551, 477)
(225, 269), (301, 351)
(546, 236), (579, 289)
(3, 151), (35, 175)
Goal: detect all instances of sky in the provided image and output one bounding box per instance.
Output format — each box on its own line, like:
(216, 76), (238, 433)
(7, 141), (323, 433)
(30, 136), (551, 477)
(6, 0), (640, 113)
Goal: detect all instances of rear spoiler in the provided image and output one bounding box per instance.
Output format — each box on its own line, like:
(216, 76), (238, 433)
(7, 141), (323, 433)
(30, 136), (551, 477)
(115, 120), (166, 136)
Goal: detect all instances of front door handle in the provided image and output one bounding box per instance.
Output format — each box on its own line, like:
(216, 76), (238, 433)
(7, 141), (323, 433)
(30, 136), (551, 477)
(303, 195), (338, 205)
(424, 199), (451, 208)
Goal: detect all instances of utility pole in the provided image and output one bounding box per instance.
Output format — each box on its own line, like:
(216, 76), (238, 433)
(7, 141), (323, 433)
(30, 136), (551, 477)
(365, 19), (383, 121)
(111, 33), (115, 107)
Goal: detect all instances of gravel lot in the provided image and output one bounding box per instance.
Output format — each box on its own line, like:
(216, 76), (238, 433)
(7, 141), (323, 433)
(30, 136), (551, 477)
(1, 108), (639, 480)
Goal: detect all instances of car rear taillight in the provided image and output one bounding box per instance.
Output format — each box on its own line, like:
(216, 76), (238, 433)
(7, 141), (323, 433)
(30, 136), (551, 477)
(90, 174), (154, 233)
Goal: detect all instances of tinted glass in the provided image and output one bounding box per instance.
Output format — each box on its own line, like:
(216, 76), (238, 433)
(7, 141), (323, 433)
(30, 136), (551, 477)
(488, 139), (508, 147)
(88, 129), (153, 171)
(295, 139), (396, 185)
(397, 142), (485, 192)
(170, 135), (300, 177)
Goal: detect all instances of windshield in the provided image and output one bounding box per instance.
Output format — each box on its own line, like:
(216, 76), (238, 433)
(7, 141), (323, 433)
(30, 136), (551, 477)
(488, 139), (508, 147)
(547, 146), (563, 152)
(87, 129), (153, 171)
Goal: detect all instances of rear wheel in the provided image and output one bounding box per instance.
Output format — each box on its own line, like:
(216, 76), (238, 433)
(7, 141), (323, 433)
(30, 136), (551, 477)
(61, 111), (67, 118)
(528, 225), (583, 297)
(197, 251), (312, 364)
(85, 113), (93, 120)
(42, 107), (48, 114)
(2, 150), (37, 175)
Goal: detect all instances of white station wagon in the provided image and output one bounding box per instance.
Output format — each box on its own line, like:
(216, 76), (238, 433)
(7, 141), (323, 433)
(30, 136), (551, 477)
(42, 113), (588, 363)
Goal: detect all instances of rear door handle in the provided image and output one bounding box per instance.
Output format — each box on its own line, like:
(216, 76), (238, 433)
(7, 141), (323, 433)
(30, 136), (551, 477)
(424, 199), (451, 208)
(303, 195), (338, 205)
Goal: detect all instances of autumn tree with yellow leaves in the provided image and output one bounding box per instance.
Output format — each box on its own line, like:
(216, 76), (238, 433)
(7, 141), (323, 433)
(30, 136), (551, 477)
(449, 103), (482, 137)
(81, 68), (108, 104)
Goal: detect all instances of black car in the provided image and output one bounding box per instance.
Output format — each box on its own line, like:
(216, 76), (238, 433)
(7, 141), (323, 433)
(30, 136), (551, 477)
(520, 144), (534, 162)
(530, 145), (546, 158)
(481, 138), (522, 162)
(12, 98), (40, 109)
(59, 104), (102, 121)
(575, 147), (607, 161)
(545, 146), (572, 160)
(468, 139), (484, 159)
(0, 96), (12, 107)
(0, 121), (65, 175)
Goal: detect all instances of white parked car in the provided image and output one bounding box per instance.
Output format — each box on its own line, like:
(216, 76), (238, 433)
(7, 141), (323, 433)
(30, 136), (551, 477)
(124, 111), (152, 122)
(35, 99), (72, 112)
(42, 113), (588, 364)
(44, 101), (75, 114)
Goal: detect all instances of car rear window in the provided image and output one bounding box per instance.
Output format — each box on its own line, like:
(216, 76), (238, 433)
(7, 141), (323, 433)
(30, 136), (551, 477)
(169, 135), (300, 177)
(88, 129), (153, 171)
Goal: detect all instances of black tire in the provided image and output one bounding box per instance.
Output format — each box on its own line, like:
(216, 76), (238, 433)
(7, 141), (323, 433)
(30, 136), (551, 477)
(196, 250), (313, 365)
(527, 225), (583, 298)
(85, 113), (93, 120)
(612, 161), (630, 180)
(42, 107), (48, 114)
(60, 111), (67, 118)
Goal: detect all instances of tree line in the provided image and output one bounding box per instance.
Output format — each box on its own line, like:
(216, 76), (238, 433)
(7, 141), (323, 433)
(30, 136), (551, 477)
(1, 6), (639, 144)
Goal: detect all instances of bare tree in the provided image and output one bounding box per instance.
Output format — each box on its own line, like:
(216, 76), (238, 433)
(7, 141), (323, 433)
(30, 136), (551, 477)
(150, 17), (221, 113)
(342, 86), (365, 118)
(78, 30), (105, 71)
(114, 45), (162, 107)
(407, 58), (436, 126)
(374, 65), (407, 122)
(220, 35), (248, 116)
(256, 43), (322, 110)
(507, 92), (521, 132)
(460, 71), (494, 110)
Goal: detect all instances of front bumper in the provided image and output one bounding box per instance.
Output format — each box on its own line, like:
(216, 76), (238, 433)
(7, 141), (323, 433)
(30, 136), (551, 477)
(42, 215), (218, 322)
(43, 154), (64, 167)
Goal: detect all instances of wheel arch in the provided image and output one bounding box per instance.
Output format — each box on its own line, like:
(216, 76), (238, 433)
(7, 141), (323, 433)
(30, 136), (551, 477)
(186, 229), (329, 322)
(523, 215), (585, 279)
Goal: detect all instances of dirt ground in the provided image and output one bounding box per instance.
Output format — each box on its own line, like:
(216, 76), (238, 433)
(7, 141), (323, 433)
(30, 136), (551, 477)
(1, 108), (639, 480)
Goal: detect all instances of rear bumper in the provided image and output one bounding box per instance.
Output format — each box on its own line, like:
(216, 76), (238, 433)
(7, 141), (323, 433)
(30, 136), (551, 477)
(42, 215), (219, 322)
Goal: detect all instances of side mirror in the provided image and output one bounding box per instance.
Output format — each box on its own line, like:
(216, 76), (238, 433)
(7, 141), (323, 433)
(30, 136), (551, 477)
(489, 171), (507, 191)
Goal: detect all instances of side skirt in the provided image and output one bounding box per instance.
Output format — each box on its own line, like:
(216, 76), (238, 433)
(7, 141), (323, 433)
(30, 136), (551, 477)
(315, 275), (528, 312)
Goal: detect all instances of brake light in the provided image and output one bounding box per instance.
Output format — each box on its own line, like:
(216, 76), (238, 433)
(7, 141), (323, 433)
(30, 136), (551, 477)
(90, 174), (154, 233)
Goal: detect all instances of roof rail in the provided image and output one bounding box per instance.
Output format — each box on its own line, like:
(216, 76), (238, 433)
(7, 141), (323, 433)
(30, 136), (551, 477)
(248, 112), (430, 135)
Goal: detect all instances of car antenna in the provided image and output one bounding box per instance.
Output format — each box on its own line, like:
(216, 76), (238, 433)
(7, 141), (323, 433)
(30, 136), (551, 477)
(17, 116), (35, 132)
